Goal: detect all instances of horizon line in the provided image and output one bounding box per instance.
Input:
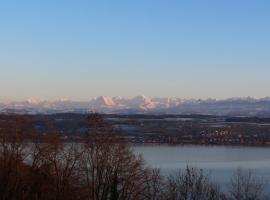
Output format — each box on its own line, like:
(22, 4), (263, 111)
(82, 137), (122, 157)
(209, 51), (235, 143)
(1, 95), (270, 103)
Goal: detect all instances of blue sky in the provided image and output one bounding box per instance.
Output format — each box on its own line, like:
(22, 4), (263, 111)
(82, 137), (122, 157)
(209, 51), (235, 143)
(0, 0), (270, 101)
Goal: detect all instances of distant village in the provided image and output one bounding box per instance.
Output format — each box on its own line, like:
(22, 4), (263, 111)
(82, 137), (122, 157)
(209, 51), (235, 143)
(1, 113), (269, 146)
(107, 115), (270, 146)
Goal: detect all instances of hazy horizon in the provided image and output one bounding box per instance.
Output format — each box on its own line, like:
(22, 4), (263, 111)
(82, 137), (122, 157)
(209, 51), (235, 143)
(1, 95), (270, 103)
(1, 1), (270, 101)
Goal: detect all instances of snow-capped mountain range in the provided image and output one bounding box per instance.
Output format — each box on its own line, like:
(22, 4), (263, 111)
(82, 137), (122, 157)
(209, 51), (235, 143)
(1, 95), (270, 116)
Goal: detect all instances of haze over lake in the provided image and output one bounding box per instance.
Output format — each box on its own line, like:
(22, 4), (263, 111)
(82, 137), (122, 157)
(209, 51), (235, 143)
(133, 145), (270, 189)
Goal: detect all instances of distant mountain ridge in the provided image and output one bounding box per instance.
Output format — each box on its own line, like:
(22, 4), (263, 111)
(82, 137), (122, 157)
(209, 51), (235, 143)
(1, 96), (270, 116)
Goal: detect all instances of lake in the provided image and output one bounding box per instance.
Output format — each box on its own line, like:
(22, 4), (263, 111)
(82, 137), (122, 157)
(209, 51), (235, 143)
(133, 145), (270, 190)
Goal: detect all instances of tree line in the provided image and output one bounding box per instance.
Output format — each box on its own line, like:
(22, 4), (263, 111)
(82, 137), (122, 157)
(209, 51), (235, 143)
(0, 114), (268, 200)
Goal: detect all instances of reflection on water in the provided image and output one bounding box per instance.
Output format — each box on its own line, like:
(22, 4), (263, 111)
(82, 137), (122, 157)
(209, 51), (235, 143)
(133, 145), (270, 189)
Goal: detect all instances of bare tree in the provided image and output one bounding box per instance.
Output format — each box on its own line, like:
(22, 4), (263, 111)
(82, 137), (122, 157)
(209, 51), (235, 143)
(228, 168), (266, 200)
(0, 115), (85, 200)
(0, 115), (35, 200)
(164, 166), (225, 200)
(80, 133), (150, 200)
(78, 113), (149, 200)
(144, 168), (166, 200)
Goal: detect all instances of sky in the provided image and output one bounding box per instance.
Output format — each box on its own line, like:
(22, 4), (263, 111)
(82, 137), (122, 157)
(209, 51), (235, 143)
(0, 0), (270, 101)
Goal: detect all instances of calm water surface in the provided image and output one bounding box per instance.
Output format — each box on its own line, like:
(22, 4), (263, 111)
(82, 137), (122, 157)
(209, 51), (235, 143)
(133, 145), (270, 189)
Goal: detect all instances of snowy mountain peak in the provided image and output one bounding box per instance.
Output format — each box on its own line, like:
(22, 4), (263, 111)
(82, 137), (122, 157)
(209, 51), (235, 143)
(1, 96), (270, 116)
(131, 95), (152, 104)
(92, 96), (115, 107)
(26, 98), (42, 104)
